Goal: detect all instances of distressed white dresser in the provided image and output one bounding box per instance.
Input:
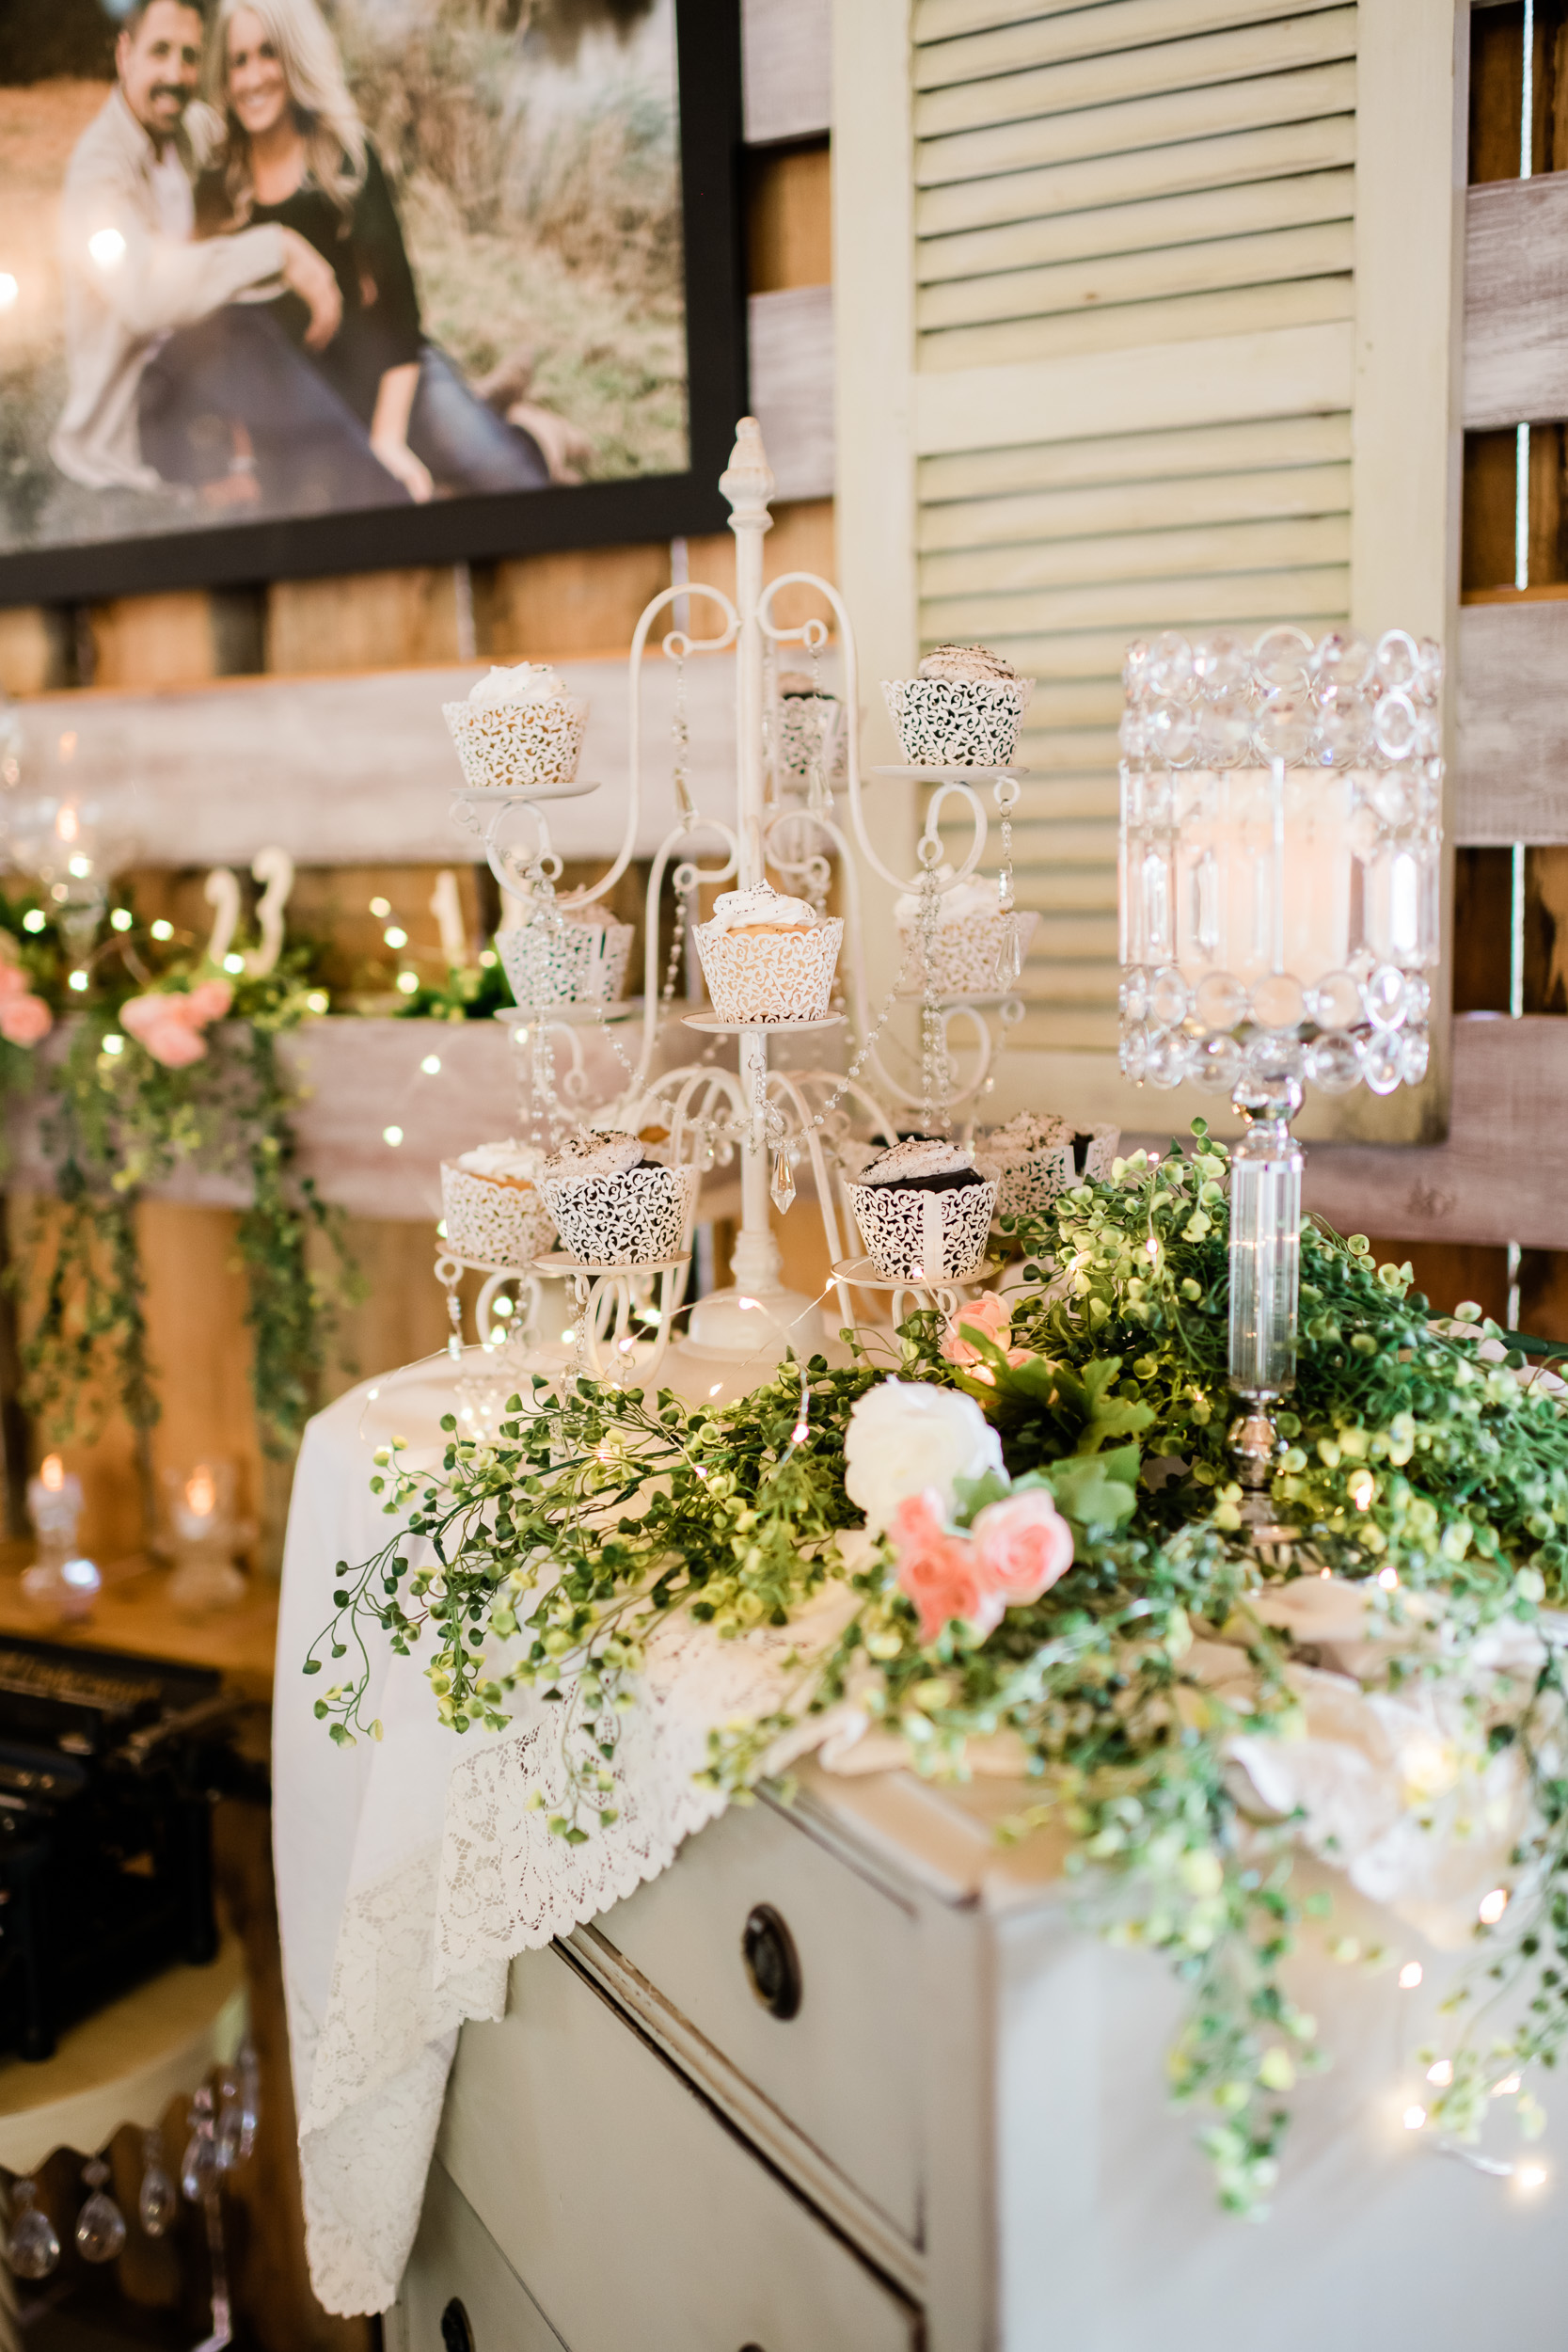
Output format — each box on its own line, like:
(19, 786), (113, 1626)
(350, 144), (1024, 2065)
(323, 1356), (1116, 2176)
(386, 1763), (1567, 2352)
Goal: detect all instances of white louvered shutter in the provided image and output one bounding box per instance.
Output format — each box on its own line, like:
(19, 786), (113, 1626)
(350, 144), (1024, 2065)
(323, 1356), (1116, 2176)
(912, 0), (1356, 1057)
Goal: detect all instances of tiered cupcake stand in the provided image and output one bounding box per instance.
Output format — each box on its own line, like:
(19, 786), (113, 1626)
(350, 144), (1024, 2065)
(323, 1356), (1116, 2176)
(436, 418), (1067, 1401)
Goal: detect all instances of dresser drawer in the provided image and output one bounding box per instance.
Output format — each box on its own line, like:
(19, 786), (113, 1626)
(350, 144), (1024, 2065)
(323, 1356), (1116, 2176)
(438, 1940), (921, 2352)
(395, 2159), (565, 2352)
(591, 1797), (923, 2241)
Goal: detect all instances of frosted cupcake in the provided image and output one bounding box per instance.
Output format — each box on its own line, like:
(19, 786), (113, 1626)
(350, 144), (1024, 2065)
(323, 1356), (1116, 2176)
(442, 661), (589, 793)
(693, 883), (844, 1024)
(882, 644), (1034, 769)
(440, 1141), (556, 1266)
(541, 1131), (696, 1265)
(972, 1113), (1117, 1226)
(847, 1137), (997, 1281)
(498, 896), (634, 1009)
(895, 867), (1040, 998)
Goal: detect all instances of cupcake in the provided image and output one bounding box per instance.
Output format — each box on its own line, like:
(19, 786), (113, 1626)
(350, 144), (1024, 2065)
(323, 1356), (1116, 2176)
(442, 660), (589, 793)
(973, 1114), (1120, 1225)
(882, 644), (1034, 769)
(770, 672), (845, 792)
(440, 1141), (556, 1267)
(541, 1131), (696, 1265)
(497, 896), (634, 1009)
(693, 883), (844, 1024)
(895, 866), (1040, 998)
(847, 1137), (998, 1282)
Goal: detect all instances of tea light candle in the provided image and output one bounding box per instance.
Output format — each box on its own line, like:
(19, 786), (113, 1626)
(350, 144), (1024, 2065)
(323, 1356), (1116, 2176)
(23, 1454), (100, 1621)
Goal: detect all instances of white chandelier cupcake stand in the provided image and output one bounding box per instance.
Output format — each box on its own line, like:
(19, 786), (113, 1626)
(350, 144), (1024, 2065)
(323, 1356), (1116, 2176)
(438, 418), (1038, 1399)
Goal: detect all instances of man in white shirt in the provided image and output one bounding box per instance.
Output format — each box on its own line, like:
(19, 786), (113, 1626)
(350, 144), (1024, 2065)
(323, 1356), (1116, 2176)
(52, 0), (406, 514)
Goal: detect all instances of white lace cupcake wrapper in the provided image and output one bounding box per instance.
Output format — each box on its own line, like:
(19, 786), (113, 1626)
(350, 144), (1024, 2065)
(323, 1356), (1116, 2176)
(441, 696), (589, 791)
(898, 906), (1040, 996)
(440, 1165), (557, 1266)
(693, 916), (844, 1023)
(541, 1165), (696, 1264)
(847, 1176), (998, 1280)
(881, 675), (1033, 769)
(498, 917), (634, 1009)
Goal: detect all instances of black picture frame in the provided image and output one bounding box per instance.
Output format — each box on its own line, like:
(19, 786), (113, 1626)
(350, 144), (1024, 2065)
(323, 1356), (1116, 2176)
(0, 0), (746, 611)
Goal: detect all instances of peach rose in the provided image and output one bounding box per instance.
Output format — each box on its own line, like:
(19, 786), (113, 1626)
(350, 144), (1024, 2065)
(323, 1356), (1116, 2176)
(970, 1488), (1074, 1607)
(0, 993), (52, 1047)
(0, 961), (28, 1005)
(941, 1291), (1011, 1366)
(184, 978), (233, 1024)
(889, 1489), (1006, 1646)
(120, 987), (229, 1067)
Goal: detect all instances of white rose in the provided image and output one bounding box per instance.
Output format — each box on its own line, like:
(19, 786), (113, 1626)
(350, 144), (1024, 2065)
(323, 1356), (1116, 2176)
(843, 1378), (1004, 1534)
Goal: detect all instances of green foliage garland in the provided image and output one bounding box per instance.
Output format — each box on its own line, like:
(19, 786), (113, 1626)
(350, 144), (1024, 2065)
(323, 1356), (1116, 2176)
(0, 891), (362, 1503)
(312, 1125), (1568, 2213)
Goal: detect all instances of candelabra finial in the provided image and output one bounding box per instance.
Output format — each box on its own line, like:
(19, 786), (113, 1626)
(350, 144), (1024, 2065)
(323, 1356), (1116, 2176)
(721, 417), (775, 525)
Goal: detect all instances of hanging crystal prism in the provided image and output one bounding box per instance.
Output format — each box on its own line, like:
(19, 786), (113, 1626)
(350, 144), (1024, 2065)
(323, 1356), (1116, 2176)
(7, 2181), (59, 2280)
(769, 1148), (796, 1214)
(992, 916), (1022, 988)
(182, 2086), (220, 2204)
(138, 2132), (178, 2238)
(74, 2160), (126, 2264)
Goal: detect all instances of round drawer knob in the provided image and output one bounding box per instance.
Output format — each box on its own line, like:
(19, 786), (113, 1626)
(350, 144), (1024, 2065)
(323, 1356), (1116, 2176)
(742, 1903), (801, 2019)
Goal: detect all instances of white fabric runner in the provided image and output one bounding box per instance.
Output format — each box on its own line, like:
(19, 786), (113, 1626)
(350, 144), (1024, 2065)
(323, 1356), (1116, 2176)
(274, 1354), (860, 2315)
(275, 1356), (1554, 2315)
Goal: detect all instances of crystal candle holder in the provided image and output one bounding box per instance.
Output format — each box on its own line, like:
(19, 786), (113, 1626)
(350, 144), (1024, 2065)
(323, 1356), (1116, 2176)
(163, 1462), (247, 1611)
(1117, 624), (1443, 1407)
(23, 1454), (100, 1621)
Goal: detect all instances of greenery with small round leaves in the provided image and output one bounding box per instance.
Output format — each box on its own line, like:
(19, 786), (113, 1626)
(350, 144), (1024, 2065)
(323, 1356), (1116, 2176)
(0, 890), (361, 1519)
(311, 1120), (1568, 2216)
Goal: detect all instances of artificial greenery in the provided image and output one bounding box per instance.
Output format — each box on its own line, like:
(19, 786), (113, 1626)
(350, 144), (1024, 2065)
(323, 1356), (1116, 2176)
(311, 1123), (1568, 2214)
(0, 889), (362, 1513)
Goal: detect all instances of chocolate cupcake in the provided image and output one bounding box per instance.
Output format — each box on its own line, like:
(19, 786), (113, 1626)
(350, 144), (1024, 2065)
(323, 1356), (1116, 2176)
(847, 1137), (998, 1280)
(882, 644), (1034, 770)
(541, 1131), (695, 1265)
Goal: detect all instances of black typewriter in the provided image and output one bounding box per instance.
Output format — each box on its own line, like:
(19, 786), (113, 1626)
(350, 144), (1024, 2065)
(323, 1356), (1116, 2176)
(0, 1637), (246, 2061)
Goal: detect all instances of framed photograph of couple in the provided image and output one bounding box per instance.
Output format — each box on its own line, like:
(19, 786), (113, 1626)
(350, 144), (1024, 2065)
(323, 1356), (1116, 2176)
(0, 0), (744, 603)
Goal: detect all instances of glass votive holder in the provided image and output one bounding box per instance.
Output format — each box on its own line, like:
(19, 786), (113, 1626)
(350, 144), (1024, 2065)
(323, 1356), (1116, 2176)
(162, 1462), (247, 1612)
(23, 1454), (101, 1622)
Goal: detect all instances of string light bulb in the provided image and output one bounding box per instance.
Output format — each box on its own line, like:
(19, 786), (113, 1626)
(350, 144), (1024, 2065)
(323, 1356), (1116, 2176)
(1399, 1962), (1423, 1989)
(1480, 1887), (1511, 1926)
(1402, 2105), (1427, 2132)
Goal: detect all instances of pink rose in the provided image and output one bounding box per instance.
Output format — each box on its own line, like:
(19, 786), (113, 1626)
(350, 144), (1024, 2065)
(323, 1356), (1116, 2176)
(120, 995), (211, 1066)
(971, 1488), (1074, 1607)
(185, 978), (233, 1024)
(0, 993), (52, 1047)
(889, 1489), (1006, 1646)
(941, 1291), (1012, 1367)
(0, 961), (28, 1005)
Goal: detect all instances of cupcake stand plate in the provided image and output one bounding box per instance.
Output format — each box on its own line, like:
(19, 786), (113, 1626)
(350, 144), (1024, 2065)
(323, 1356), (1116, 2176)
(497, 999), (647, 1030)
(451, 780), (604, 806)
(868, 765), (1032, 785)
(682, 1012), (847, 1036)
(832, 1255), (1004, 1334)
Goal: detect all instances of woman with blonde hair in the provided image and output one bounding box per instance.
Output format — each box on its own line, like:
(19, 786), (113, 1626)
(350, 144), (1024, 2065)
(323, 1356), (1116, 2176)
(194, 0), (547, 501)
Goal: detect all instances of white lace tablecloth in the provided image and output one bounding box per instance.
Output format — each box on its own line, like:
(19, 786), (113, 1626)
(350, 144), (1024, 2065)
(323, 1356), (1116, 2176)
(274, 1352), (859, 2317)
